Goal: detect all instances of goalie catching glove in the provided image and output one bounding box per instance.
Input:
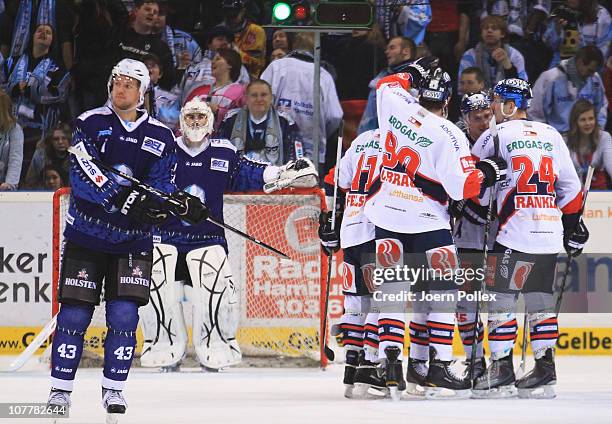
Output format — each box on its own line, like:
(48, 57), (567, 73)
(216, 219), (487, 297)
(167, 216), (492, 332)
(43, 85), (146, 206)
(168, 191), (210, 225)
(263, 158), (318, 193)
(115, 188), (168, 225)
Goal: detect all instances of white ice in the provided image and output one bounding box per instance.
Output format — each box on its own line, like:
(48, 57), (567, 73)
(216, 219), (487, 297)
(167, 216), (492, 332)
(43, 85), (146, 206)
(1, 356), (611, 424)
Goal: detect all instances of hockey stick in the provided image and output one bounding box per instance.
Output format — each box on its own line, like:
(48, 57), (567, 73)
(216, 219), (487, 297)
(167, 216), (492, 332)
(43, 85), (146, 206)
(321, 121), (344, 363)
(68, 146), (290, 259)
(555, 165), (594, 316)
(0, 315), (57, 372)
(469, 114), (500, 384)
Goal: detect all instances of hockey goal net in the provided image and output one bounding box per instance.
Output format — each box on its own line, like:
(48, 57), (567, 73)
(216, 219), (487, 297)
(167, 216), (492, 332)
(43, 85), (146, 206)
(51, 187), (332, 367)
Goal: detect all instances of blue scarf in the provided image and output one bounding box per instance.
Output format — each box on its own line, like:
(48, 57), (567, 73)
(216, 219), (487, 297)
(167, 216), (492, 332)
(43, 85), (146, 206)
(9, 0), (56, 59)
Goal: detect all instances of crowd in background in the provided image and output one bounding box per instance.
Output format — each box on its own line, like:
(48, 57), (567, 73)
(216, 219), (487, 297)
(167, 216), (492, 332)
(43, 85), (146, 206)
(0, 0), (611, 191)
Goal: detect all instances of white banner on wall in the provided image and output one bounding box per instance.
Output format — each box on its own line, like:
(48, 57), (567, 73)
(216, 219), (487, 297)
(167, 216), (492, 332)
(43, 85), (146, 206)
(0, 192), (54, 326)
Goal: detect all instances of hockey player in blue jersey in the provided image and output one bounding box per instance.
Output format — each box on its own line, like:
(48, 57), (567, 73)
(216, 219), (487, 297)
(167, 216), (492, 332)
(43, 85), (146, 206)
(138, 98), (318, 371)
(46, 58), (182, 420)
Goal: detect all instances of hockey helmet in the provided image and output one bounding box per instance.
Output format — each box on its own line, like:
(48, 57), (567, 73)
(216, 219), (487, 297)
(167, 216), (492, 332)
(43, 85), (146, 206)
(493, 78), (532, 110)
(419, 68), (452, 103)
(460, 91), (491, 115)
(180, 98), (215, 142)
(107, 58), (151, 107)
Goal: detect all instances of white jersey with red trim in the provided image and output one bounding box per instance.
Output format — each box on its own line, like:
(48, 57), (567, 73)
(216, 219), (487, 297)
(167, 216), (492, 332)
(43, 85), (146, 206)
(472, 119), (583, 254)
(364, 82), (484, 234)
(334, 129), (381, 248)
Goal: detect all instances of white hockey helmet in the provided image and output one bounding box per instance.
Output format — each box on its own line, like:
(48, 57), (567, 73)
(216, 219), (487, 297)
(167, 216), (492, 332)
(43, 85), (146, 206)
(180, 98), (215, 142)
(107, 58), (151, 107)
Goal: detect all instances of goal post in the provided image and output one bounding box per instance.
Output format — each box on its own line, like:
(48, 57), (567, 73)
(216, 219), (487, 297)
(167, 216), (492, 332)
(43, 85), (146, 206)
(50, 187), (331, 367)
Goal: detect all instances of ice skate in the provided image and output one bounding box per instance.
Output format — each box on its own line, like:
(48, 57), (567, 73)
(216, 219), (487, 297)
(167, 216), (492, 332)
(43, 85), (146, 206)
(423, 348), (471, 399)
(384, 346), (405, 401)
(516, 348), (556, 399)
(343, 350), (360, 398)
(405, 357), (428, 397)
(47, 388), (71, 421)
(102, 388), (127, 424)
(472, 353), (517, 399)
(352, 353), (388, 399)
(464, 356), (487, 381)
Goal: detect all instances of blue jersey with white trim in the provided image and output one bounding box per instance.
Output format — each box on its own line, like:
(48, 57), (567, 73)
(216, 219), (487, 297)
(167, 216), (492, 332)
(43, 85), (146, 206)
(155, 137), (268, 252)
(65, 105), (177, 253)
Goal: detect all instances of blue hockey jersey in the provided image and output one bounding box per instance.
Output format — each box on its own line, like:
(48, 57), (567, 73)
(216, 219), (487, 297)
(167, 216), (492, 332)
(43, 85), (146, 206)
(65, 105), (177, 254)
(156, 137), (268, 252)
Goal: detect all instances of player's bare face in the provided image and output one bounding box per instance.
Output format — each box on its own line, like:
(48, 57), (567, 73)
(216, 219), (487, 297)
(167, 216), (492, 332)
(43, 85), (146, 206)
(577, 109), (596, 136)
(184, 113), (208, 130)
(111, 75), (140, 111)
(247, 84), (272, 118)
(468, 108), (493, 140)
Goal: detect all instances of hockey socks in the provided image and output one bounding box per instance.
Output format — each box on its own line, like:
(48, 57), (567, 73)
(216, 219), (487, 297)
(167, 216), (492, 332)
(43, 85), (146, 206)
(50, 304), (95, 391)
(103, 300), (139, 390)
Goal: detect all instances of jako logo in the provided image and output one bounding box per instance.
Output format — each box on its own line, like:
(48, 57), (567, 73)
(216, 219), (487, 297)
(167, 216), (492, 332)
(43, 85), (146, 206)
(376, 239), (402, 267)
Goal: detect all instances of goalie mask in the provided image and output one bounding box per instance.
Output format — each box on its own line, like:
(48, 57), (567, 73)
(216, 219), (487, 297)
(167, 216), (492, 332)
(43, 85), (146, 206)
(180, 99), (215, 143)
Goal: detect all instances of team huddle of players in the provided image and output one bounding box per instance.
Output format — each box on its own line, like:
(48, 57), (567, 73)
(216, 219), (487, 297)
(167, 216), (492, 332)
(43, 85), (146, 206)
(318, 59), (590, 401)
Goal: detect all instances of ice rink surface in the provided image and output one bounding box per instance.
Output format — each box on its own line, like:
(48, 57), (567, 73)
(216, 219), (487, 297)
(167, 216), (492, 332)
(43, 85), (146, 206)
(1, 356), (611, 424)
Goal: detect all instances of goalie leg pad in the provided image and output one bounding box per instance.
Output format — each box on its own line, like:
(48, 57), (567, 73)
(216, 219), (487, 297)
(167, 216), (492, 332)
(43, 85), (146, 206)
(139, 244), (188, 368)
(187, 245), (242, 369)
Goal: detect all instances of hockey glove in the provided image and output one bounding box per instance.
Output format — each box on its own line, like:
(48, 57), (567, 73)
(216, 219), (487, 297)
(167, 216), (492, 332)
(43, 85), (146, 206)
(318, 211), (340, 256)
(116, 189), (168, 225)
(170, 191), (210, 225)
(449, 198), (493, 225)
(476, 156), (508, 188)
(562, 214), (589, 257)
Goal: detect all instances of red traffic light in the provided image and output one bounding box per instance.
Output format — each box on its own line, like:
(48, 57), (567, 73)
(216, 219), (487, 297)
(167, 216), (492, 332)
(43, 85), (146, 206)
(293, 4), (308, 21)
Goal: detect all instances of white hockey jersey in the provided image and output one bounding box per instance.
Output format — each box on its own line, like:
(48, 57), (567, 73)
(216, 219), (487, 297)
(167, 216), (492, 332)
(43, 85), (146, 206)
(325, 129), (380, 248)
(472, 119), (583, 254)
(364, 81), (485, 233)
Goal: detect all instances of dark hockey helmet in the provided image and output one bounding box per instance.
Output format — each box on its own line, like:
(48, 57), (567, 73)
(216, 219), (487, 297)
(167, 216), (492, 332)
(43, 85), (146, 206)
(493, 78), (532, 110)
(460, 91), (491, 115)
(419, 68), (452, 103)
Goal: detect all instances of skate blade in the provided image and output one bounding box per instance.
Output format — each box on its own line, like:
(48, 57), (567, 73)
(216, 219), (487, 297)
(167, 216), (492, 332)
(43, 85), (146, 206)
(518, 383), (556, 399)
(388, 386), (402, 401)
(405, 382), (426, 397)
(424, 387), (472, 400)
(472, 385), (517, 399)
(344, 384), (355, 399)
(106, 413), (121, 424)
(353, 383), (388, 400)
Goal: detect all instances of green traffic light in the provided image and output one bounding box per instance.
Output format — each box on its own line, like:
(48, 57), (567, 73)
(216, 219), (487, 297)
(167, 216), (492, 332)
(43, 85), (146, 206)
(273, 2), (292, 21)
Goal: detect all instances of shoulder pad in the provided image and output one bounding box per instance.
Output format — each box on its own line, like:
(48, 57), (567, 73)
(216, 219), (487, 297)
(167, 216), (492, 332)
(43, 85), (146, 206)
(77, 106), (112, 122)
(210, 138), (237, 152)
(223, 108), (241, 121)
(277, 110), (295, 125)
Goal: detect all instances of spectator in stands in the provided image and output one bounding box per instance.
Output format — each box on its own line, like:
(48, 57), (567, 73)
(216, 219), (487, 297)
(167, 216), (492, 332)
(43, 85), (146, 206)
(184, 48), (246, 131)
(0, 89), (23, 191)
(271, 30), (292, 53)
(3, 24), (70, 180)
(459, 66), (486, 96)
(43, 164), (65, 191)
(459, 15), (528, 95)
(23, 121), (70, 189)
(111, 0), (176, 90)
(564, 99), (612, 188)
(179, 26), (249, 106)
(357, 36), (414, 134)
(261, 32), (343, 170)
(72, 0), (129, 112)
(543, 0), (611, 68)
(530, 45), (607, 132)
(219, 0), (266, 79)
(270, 48), (287, 62)
(143, 53), (180, 131)
(152, 3), (201, 72)
(0, 0), (74, 70)
(216, 79), (302, 165)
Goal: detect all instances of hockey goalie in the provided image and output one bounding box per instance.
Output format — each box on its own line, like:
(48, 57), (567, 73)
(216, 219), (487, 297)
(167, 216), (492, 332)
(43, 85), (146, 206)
(139, 98), (318, 371)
